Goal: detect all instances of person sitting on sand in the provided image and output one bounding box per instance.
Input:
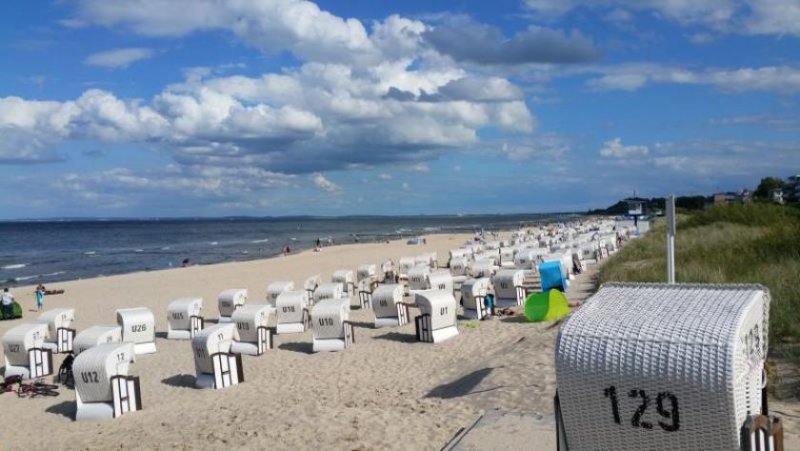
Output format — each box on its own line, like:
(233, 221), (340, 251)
(1, 288), (14, 320)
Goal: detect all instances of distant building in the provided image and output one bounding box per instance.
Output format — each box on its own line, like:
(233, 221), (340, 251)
(740, 189), (754, 204)
(713, 192), (738, 205)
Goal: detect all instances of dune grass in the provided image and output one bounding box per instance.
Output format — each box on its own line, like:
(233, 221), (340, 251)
(598, 203), (800, 344)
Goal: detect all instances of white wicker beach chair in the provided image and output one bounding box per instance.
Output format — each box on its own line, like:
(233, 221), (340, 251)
(192, 323), (243, 389)
(266, 281), (295, 307)
(311, 298), (354, 352)
(332, 269), (355, 295)
(2, 323), (51, 379)
(116, 307), (157, 355)
(554, 283), (770, 451)
(230, 304), (274, 356)
(74, 325), (122, 356)
(74, 342), (139, 421)
(36, 308), (76, 353)
(218, 288), (247, 323)
(371, 284), (409, 328)
(491, 269), (526, 308)
(166, 297), (204, 340)
(460, 278), (491, 320)
(275, 290), (311, 334)
(414, 290), (458, 343)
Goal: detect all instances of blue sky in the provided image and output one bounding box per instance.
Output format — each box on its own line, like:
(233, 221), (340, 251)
(1, 0), (798, 219)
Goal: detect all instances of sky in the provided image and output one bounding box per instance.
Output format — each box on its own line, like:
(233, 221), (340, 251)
(1, 0), (799, 219)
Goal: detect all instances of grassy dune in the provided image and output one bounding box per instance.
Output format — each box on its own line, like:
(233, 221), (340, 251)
(598, 203), (800, 344)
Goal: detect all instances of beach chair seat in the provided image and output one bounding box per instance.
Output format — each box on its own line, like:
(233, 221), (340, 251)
(304, 274), (321, 299)
(492, 269), (526, 308)
(332, 270), (355, 296)
(460, 278), (491, 320)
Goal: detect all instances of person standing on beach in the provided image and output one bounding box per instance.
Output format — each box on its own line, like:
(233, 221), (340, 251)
(1, 288), (14, 320)
(35, 285), (44, 311)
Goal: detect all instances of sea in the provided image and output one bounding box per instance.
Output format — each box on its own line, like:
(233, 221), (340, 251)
(0, 213), (575, 286)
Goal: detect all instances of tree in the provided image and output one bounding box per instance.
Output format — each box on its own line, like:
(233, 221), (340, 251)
(754, 177), (785, 199)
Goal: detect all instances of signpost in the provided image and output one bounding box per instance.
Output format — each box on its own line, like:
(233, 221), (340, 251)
(666, 195), (676, 284)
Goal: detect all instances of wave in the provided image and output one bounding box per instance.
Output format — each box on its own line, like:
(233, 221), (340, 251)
(209, 241), (219, 246)
(161, 246), (171, 250)
(2, 263), (26, 270)
(84, 251), (96, 255)
(135, 249), (144, 253)
(251, 238), (270, 243)
(7, 271), (67, 283)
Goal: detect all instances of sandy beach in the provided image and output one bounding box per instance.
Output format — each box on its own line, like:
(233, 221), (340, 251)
(1, 232), (798, 450)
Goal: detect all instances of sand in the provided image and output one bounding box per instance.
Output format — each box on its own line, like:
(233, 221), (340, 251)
(1, 233), (798, 450)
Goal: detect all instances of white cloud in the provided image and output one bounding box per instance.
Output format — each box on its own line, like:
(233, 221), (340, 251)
(410, 163), (430, 172)
(84, 48), (156, 68)
(401, 182), (410, 190)
(523, 0), (800, 36)
(583, 64), (800, 93)
(311, 173), (341, 192)
(453, 165), (462, 172)
(599, 138), (649, 158)
(378, 173), (392, 180)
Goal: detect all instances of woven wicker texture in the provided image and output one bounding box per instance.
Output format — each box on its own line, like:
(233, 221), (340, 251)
(398, 257), (416, 276)
(3, 323), (48, 366)
(36, 308), (75, 337)
(408, 266), (431, 291)
(266, 281), (294, 306)
(276, 290), (309, 325)
(311, 298), (349, 340)
(470, 260), (496, 278)
(167, 298), (203, 331)
(460, 278), (491, 311)
(73, 342), (135, 403)
(314, 283), (344, 304)
(74, 325), (122, 355)
(555, 283), (769, 451)
(357, 264), (377, 282)
(230, 304), (272, 343)
(371, 285), (405, 319)
(116, 308), (155, 345)
(192, 323), (237, 374)
(415, 290), (457, 331)
(492, 270), (525, 300)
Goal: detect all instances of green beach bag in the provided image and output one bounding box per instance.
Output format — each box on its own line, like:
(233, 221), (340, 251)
(12, 301), (22, 319)
(524, 289), (570, 322)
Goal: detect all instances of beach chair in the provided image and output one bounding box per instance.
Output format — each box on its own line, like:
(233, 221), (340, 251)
(398, 256), (416, 284)
(314, 282), (344, 305)
(332, 270), (355, 296)
(304, 274), (321, 299)
(36, 308), (76, 353)
(460, 278), (491, 320)
(414, 290), (458, 343)
(276, 290), (311, 334)
(218, 288), (247, 323)
(311, 298), (354, 352)
(428, 270), (454, 295)
(74, 325), (122, 356)
(192, 323), (243, 389)
(230, 304), (274, 356)
(469, 259), (497, 279)
(555, 283), (773, 451)
(73, 342), (140, 421)
(371, 284), (409, 328)
(116, 307), (157, 355)
(408, 265), (431, 296)
(2, 323), (52, 379)
(166, 297), (204, 340)
(266, 281), (295, 307)
(492, 269), (526, 308)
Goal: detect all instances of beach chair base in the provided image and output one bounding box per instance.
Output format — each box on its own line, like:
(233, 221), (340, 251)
(132, 342), (157, 355)
(742, 415), (783, 451)
(415, 315), (458, 343)
(230, 327), (274, 356)
(312, 322), (354, 352)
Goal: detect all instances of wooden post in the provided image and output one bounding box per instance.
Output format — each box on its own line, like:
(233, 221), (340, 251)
(666, 195), (676, 284)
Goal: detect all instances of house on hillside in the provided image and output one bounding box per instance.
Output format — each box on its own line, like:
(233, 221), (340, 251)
(712, 190), (754, 206)
(769, 188), (785, 205)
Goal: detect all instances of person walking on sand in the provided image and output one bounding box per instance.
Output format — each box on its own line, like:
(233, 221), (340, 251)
(35, 285), (45, 311)
(1, 288), (14, 320)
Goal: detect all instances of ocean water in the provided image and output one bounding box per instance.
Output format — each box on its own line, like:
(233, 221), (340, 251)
(0, 214), (571, 286)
